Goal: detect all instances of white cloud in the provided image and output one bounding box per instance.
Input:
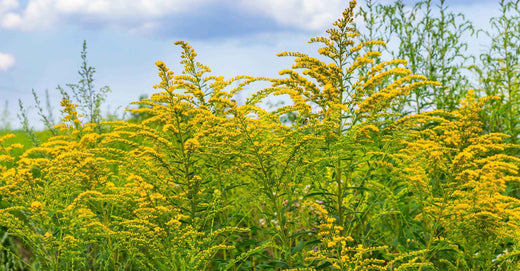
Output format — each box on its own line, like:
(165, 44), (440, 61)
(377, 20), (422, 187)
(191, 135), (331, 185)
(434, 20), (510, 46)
(129, 21), (160, 35)
(0, 0), (210, 31)
(0, 0), (18, 13)
(0, 52), (15, 71)
(0, 0), (501, 35)
(0, 0), (22, 28)
(0, 12), (21, 28)
(238, 0), (347, 31)
(53, 0), (198, 17)
(0, 0), (352, 32)
(0, 0), (56, 30)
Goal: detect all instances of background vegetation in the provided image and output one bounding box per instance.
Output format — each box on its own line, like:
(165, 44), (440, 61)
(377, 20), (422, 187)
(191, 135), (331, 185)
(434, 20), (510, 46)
(2, 0), (520, 270)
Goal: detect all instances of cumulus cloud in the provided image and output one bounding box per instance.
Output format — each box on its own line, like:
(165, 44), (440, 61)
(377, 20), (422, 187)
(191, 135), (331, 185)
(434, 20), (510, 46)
(6, 0), (437, 39)
(0, 52), (15, 71)
(0, 0), (210, 31)
(52, 0), (199, 18)
(0, 0), (354, 33)
(0, 0), (18, 12)
(0, 0), (495, 35)
(237, 0), (347, 31)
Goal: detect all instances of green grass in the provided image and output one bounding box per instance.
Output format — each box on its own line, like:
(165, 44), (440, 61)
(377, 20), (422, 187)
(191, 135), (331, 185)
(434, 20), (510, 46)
(0, 130), (55, 150)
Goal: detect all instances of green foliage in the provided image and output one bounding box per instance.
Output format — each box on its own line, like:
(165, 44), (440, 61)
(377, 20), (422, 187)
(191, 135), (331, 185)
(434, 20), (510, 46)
(32, 89), (56, 136)
(58, 40), (111, 128)
(471, 0), (520, 144)
(359, 0), (474, 113)
(0, 101), (10, 131)
(17, 99), (40, 147)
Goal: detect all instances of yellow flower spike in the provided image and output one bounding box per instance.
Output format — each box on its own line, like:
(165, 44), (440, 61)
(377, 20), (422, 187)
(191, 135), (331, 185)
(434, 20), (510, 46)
(30, 201), (43, 210)
(155, 60), (164, 67)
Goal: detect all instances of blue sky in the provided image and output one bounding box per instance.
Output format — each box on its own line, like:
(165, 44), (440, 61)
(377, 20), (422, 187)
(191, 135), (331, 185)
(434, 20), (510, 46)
(0, 0), (499, 128)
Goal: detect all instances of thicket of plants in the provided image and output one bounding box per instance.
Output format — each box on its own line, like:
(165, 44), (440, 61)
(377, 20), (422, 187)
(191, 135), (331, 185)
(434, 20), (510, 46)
(2, 0), (520, 270)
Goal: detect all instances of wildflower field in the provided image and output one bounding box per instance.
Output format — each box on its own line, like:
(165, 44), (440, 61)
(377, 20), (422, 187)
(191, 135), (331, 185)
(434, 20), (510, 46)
(2, 0), (520, 270)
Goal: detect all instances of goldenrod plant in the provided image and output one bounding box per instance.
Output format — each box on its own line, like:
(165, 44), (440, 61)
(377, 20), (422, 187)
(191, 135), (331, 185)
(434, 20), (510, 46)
(262, 1), (439, 268)
(1, 0), (520, 270)
(392, 90), (520, 269)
